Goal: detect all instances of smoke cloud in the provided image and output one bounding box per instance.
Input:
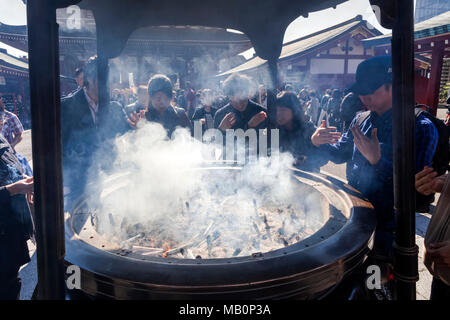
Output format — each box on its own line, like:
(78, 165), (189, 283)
(81, 118), (324, 259)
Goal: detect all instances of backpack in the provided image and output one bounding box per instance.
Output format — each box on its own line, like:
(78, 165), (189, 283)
(414, 108), (449, 175)
(415, 108), (449, 212)
(355, 108), (449, 213)
(341, 93), (364, 124)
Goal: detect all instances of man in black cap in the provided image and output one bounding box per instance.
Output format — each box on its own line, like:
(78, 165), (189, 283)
(311, 55), (439, 264)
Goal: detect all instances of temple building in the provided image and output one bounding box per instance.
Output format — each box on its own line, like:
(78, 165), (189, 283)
(415, 0), (450, 23)
(0, 47), (28, 114)
(217, 16), (381, 92)
(0, 7), (252, 90)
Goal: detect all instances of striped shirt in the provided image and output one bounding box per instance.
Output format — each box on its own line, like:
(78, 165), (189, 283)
(0, 110), (24, 146)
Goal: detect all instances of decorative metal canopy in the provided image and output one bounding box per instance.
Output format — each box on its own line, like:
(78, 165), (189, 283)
(56, 0), (348, 61)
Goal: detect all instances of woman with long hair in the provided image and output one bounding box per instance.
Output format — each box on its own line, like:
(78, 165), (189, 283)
(275, 91), (327, 171)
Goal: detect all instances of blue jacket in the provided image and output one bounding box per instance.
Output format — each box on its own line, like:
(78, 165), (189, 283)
(319, 109), (438, 229)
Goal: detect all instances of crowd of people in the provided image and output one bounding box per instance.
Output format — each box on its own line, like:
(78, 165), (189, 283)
(1, 54), (449, 300)
(106, 75), (368, 141)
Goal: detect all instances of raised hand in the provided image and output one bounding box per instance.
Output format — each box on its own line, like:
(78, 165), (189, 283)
(415, 166), (446, 195)
(6, 177), (34, 196)
(311, 120), (342, 147)
(248, 111), (267, 128)
(350, 124), (380, 165)
(127, 109), (146, 129)
(219, 112), (237, 131)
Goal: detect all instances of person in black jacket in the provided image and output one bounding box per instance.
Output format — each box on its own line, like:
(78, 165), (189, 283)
(213, 73), (267, 133)
(0, 134), (34, 300)
(61, 56), (130, 198)
(212, 74), (268, 162)
(275, 91), (328, 171)
(191, 89), (217, 133)
(326, 89), (343, 130)
(143, 74), (192, 137)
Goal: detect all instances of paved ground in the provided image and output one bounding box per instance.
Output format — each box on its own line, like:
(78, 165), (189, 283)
(14, 106), (448, 299)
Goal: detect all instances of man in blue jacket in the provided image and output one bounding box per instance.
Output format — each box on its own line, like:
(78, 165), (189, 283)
(311, 55), (439, 260)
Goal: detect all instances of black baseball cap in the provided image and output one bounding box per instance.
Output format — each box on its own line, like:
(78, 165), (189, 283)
(350, 55), (392, 95)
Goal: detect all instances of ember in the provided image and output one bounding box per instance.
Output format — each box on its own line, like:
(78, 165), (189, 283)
(162, 244), (171, 258)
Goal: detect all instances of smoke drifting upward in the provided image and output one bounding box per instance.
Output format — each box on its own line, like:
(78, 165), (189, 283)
(83, 122), (325, 258)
